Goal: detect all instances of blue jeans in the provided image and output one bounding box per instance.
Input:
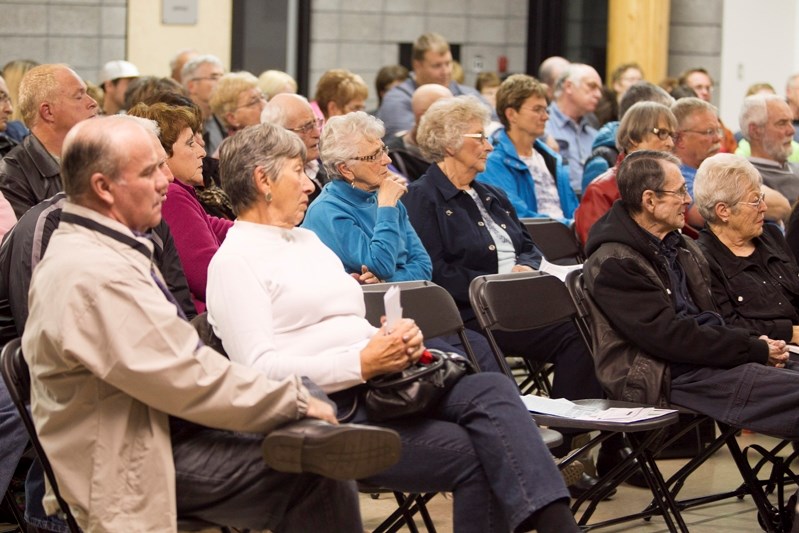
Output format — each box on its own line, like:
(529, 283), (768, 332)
(343, 372), (572, 532)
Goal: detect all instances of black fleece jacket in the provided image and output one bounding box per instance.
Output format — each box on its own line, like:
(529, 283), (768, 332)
(584, 201), (768, 372)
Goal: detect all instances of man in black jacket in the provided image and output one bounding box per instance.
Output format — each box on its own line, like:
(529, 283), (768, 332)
(0, 64), (98, 219)
(584, 150), (799, 438)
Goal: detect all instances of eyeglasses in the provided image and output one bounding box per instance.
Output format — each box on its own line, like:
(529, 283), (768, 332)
(651, 127), (675, 141)
(519, 105), (548, 116)
(463, 132), (489, 143)
(0, 92), (10, 106)
(735, 192), (766, 208)
(191, 74), (223, 82)
(653, 186), (690, 199)
(288, 117), (324, 135)
(681, 128), (722, 138)
(352, 144), (389, 163)
(236, 93), (267, 110)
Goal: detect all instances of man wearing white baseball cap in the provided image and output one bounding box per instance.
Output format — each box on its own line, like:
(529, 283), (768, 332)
(99, 59), (140, 115)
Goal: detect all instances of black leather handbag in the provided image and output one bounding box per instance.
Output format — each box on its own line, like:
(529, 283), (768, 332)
(363, 349), (475, 422)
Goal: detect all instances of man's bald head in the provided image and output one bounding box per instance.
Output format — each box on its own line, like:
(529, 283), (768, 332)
(412, 84), (453, 123)
(62, 115), (156, 201)
(261, 93), (320, 161)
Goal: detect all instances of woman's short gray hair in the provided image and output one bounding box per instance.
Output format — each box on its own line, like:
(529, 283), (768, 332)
(319, 111), (385, 178)
(693, 153), (762, 223)
(417, 95), (490, 162)
(218, 122), (306, 216)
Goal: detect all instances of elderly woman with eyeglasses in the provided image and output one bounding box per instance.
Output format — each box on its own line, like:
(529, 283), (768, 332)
(696, 153), (799, 344)
(206, 122), (578, 533)
(402, 97), (604, 462)
(302, 111), (428, 283)
(574, 101), (676, 245)
(210, 72), (266, 138)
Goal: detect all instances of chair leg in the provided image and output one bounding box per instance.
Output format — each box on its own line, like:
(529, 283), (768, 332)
(413, 493), (437, 533)
(721, 424), (782, 532)
(2, 489), (26, 533)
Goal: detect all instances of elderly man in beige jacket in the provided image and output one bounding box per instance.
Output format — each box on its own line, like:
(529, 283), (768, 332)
(21, 115), (400, 532)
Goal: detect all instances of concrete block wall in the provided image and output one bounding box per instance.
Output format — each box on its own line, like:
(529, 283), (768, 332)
(668, 0), (724, 106)
(310, 0), (528, 109)
(0, 0), (127, 86)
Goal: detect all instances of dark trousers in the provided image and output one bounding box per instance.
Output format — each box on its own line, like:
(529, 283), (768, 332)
(340, 372), (571, 533)
(670, 360), (799, 439)
(172, 426), (362, 532)
(467, 319), (604, 401)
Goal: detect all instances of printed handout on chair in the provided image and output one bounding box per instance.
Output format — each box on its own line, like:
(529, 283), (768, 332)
(520, 395), (676, 423)
(538, 257), (583, 282)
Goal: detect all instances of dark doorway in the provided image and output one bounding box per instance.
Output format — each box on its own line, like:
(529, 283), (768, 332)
(527, 0), (608, 78)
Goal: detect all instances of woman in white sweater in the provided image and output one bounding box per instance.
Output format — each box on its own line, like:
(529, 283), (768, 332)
(206, 122), (578, 533)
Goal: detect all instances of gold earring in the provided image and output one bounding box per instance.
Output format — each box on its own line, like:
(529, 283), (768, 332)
(265, 191), (272, 203)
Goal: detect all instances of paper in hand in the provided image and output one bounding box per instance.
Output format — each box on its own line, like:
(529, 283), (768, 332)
(384, 285), (403, 332)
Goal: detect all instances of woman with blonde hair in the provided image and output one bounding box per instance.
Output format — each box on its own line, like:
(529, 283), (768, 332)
(314, 69), (368, 119)
(1, 59), (38, 141)
(257, 69), (297, 100)
(210, 72), (266, 136)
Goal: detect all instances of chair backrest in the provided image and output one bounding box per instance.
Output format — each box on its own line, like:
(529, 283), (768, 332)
(521, 218), (585, 265)
(468, 271), (583, 382)
(564, 270), (595, 355)
(469, 271), (578, 333)
(361, 281), (478, 367)
(1, 339), (81, 532)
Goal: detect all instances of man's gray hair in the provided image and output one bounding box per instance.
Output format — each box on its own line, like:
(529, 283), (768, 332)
(554, 63), (595, 98)
(671, 97), (717, 128)
(616, 150), (682, 215)
(693, 153), (762, 223)
(218, 122), (306, 216)
(417, 95), (489, 162)
(739, 94), (784, 142)
(319, 111), (385, 178)
(180, 55), (223, 88)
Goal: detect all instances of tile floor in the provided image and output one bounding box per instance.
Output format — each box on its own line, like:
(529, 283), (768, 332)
(360, 432), (794, 532)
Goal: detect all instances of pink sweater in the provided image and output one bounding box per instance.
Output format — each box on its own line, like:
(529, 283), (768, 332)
(161, 180), (232, 313)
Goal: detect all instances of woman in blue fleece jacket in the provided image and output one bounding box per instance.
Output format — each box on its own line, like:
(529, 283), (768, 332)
(302, 111), (432, 282)
(477, 75), (578, 226)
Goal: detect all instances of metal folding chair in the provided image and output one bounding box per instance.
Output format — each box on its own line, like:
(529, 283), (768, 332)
(469, 271), (686, 531)
(566, 270), (798, 532)
(1, 339), (81, 533)
(361, 280), (479, 369)
(520, 218), (585, 265)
